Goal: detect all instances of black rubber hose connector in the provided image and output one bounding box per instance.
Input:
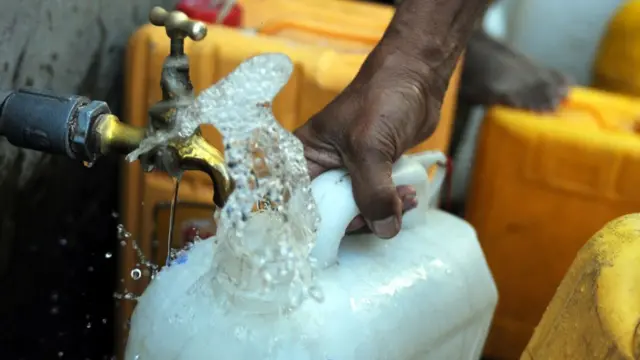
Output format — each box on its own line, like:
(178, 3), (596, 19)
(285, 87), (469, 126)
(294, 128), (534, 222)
(0, 89), (89, 159)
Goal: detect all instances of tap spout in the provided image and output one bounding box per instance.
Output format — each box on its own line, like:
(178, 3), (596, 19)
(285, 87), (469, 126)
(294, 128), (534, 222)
(171, 133), (234, 207)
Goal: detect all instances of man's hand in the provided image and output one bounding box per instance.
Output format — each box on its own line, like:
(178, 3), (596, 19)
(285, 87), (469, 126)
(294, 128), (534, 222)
(295, 0), (488, 239)
(295, 47), (446, 239)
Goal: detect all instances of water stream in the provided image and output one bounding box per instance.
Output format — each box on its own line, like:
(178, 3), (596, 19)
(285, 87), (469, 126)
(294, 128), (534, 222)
(166, 178), (181, 266)
(124, 53), (322, 310)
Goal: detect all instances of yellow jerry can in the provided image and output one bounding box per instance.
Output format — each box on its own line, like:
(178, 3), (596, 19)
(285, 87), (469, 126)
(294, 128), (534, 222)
(593, 0), (640, 96)
(466, 87), (640, 359)
(522, 213), (640, 360)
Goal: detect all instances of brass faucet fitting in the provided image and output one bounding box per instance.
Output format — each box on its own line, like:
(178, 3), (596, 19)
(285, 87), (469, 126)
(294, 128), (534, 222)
(0, 9), (232, 208)
(93, 114), (146, 156)
(149, 6), (208, 43)
(141, 7), (233, 208)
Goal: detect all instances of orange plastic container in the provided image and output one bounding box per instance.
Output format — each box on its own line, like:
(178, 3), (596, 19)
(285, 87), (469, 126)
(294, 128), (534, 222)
(465, 86), (640, 359)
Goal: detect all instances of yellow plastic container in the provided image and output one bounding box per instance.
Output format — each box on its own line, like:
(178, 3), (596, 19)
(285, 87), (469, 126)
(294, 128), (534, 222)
(466, 86), (640, 359)
(593, 0), (640, 95)
(522, 213), (640, 360)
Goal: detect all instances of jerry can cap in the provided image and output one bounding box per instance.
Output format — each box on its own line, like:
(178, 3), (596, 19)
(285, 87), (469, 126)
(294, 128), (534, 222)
(176, 0), (243, 27)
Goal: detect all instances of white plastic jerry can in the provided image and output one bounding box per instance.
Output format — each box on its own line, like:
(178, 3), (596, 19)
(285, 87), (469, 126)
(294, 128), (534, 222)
(125, 151), (498, 360)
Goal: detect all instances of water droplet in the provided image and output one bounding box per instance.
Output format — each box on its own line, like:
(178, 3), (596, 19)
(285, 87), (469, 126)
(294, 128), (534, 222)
(308, 286), (324, 303)
(87, 266), (94, 272)
(117, 224), (131, 240)
(102, 318), (107, 324)
(58, 351), (64, 357)
(50, 306), (59, 315)
(59, 238), (68, 246)
(51, 292), (59, 302)
(289, 292), (303, 309)
(234, 326), (247, 340)
(120, 241), (126, 247)
(111, 211), (119, 218)
(130, 268), (142, 280)
(86, 322), (92, 329)
(104, 252), (112, 259)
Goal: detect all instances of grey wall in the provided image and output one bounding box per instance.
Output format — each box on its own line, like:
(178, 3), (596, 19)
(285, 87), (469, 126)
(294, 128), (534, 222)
(0, 0), (177, 179)
(0, 0), (175, 358)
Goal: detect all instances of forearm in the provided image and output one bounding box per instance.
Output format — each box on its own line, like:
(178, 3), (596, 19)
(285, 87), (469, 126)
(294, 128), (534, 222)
(460, 27), (519, 100)
(380, 0), (489, 86)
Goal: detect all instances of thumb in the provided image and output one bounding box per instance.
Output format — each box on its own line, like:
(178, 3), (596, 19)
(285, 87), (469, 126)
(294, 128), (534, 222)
(344, 149), (402, 239)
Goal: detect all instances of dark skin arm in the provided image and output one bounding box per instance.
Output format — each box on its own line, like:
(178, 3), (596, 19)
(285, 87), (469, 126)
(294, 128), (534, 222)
(460, 28), (569, 110)
(448, 27), (570, 161)
(295, 0), (489, 238)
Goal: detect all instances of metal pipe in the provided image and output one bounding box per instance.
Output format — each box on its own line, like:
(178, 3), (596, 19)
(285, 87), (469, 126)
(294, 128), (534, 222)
(0, 89), (88, 159)
(0, 88), (145, 162)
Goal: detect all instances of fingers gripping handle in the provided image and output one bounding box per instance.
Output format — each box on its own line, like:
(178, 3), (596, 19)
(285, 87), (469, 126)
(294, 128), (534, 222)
(309, 151), (448, 269)
(409, 151), (448, 208)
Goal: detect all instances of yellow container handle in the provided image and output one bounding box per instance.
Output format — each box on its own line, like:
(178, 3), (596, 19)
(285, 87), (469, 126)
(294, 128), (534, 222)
(258, 18), (380, 45)
(560, 98), (609, 129)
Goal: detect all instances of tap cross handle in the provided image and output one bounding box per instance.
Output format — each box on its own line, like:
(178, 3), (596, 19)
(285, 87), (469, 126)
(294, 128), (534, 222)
(149, 6), (207, 41)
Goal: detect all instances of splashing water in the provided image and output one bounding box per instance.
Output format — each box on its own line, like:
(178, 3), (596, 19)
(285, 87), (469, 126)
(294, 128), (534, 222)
(166, 177), (181, 266)
(126, 53), (321, 309)
(113, 223), (161, 301)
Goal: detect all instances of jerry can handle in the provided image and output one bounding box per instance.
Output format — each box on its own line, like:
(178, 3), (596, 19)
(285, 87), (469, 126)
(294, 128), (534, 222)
(406, 151), (448, 210)
(309, 151), (448, 268)
(560, 98), (608, 128)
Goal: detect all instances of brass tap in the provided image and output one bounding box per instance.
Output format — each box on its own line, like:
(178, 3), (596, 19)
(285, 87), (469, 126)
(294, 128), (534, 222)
(83, 7), (233, 207)
(0, 10), (232, 208)
(93, 114), (146, 157)
(149, 7), (208, 42)
(140, 7), (233, 208)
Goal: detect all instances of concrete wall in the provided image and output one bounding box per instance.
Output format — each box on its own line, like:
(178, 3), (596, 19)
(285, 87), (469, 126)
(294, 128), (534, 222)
(0, 1), (175, 358)
(0, 1), (178, 177)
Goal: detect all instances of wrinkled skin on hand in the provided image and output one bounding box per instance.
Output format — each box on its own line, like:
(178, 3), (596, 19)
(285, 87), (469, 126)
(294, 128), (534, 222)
(295, 47), (451, 239)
